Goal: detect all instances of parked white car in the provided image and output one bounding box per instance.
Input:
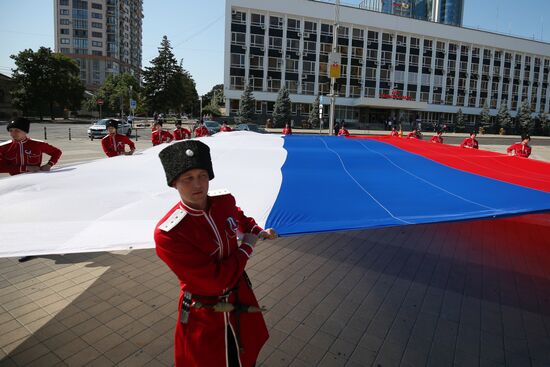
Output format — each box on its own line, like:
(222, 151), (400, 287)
(88, 118), (132, 140)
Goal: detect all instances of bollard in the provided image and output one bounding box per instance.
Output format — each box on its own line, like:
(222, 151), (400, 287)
(69, 128), (72, 141)
(44, 126), (47, 140)
(135, 127), (138, 141)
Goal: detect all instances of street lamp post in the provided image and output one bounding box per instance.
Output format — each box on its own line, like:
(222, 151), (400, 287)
(329, 0), (340, 136)
(199, 96), (203, 120)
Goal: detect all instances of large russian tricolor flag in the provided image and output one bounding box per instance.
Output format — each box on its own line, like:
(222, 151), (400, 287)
(1, 131), (549, 257)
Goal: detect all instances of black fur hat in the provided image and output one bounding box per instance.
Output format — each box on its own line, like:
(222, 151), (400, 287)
(7, 117), (30, 133)
(158, 140), (214, 186)
(106, 119), (118, 129)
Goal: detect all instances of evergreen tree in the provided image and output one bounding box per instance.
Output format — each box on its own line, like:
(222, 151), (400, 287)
(540, 112), (550, 136)
(529, 114), (542, 136)
(455, 108), (465, 132)
(202, 84), (224, 108)
(308, 95), (320, 128)
(497, 102), (513, 134)
(516, 99), (532, 134)
(238, 84), (255, 124)
(10, 47), (84, 120)
(272, 86), (291, 127)
(142, 36), (197, 114)
(480, 102), (491, 129)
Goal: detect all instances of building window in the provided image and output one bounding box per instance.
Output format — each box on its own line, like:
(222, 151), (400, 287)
(72, 9), (88, 19)
(267, 79), (281, 92)
(250, 34), (264, 47)
(230, 76), (244, 90)
(304, 41), (316, 53)
(251, 13), (265, 27)
(91, 2), (102, 9)
(287, 39), (299, 51)
(60, 9), (69, 15)
(231, 32), (245, 45)
(249, 55), (263, 69)
(287, 18), (300, 31)
(92, 50), (102, 56)
(352, 28), (364, 40)
(92, 22), (102, 28)
(60, 47), (70, 53)
(250, 77), (263, 91)
(60, 38), (70, 44)
(231, 53), (245, 68)
(304, 21), (317, 33)
(321, 23), (332, 36)
(60, 18), (70, 25)
(60, 28), (69, 35)
(91, 12), (102, 19)
(92, 31), (102, 38)
(59, 0), (69, 5)
(269, 36), (282, 50)
(92, 41), (102, 47)
(286, 59), (298, 73)
(232, 11), (246, 25)
(268, 57), (283, 71)
(73, 38), (88, 48)
(269, 16), (283, 29)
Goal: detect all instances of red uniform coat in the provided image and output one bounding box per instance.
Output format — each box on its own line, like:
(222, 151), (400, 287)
(390, 130), (399, 137)
(173, 128), (191, 141)
(152, 130), (174, 146)
(338, 128), (350, 136)
(101, 134), (135, 157)
(407, 132), (420, 139)
(154, 192), (268, 367)
(220, 125), (233, 132)
(195, 126), (210, 137)
(460, 137), (479, 149)
(507, 142), (531, 158)
(282, 127), (292, 135)
(431, 135), (443, 144)
(0, 138), (62, 175)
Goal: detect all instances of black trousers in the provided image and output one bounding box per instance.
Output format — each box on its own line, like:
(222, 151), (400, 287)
(227, 329), (255, 367)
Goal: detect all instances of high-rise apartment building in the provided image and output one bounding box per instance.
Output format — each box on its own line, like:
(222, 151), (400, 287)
(54, 0), (143, 90)
(359, 0), (463, 27)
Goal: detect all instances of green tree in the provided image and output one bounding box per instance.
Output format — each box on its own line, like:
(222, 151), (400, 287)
(497, 102), (513, 134)
(142, 36), (198, 114)
(540, 112), (550, 136)
(238, 84), (255, 123)
(308, 95), (320, 128)
(10, 47), (84, 120)
(202, 84), (224, 109)
(85, 72), (140, 116)
(455, 108), (465, 132)
(272, 86), (291, 127)
(480, 102), (491, 129)
(516, 99), (532, 134)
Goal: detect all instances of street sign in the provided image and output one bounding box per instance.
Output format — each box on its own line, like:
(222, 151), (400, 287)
(328, 52), (342, 78)
(97, 98), (104, 106)
(319, 104), (324, 119)
(130, 99), (137, 110)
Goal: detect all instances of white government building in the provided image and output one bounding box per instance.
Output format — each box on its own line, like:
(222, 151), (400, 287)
(224, 0), (550, 127)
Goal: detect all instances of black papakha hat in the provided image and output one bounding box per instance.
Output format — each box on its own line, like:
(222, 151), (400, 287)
(158, 140), (214, 186)
(106, 119), (118, 129)
(7, 117), (30, 133)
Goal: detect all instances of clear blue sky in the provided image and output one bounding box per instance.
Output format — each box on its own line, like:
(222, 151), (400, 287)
(0, 0), (549, 96)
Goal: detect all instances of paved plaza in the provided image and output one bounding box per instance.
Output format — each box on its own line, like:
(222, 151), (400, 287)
(1, 123), (550, 366)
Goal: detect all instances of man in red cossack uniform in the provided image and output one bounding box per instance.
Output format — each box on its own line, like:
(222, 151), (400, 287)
(152, 121), (174, 146)
(390, 127), (399, 137)
(101, 120), (135, 157)
(338, 125), (350, 136)
(507, 134), (532, 158)
(407, 128), (421, 139)
(155, 140), (277, 367)
(0, 117), (62, 175)
(282, 122), (292, 135)
(194, 121), (210, 137)
(460, 131), (479, 149)
(220, 121), (233, 132)
(173, 121), (191, 141)
(430, 130), (444, 144)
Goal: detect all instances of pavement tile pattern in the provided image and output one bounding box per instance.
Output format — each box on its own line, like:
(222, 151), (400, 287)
(1, 215), (549, 367)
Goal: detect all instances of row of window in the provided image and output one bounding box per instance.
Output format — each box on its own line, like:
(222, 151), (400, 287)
(59, 0), (102, 10)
